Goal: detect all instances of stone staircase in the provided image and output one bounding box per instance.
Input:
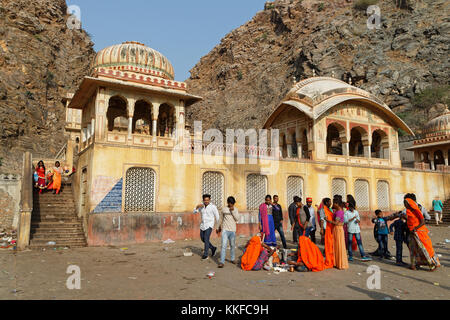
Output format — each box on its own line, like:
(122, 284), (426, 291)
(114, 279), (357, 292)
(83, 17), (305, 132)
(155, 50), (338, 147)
(442, 199), (450, 225)
(30, 183), (87, 249)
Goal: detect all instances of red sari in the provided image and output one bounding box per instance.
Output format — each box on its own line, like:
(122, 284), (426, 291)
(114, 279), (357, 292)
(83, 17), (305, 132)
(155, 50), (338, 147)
(36, 167), (46, 189)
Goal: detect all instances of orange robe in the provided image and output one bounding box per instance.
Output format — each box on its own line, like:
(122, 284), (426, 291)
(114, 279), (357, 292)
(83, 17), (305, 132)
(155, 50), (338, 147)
(406, 199), (436, 259)
(241, 236), (263, 271)
(52, 167), (62, 191)
(323, 206), (335, 269)
(297, 235), (325, 272)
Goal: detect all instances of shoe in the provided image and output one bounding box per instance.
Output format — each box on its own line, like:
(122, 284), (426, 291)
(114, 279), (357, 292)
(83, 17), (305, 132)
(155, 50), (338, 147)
(201, 256), (209, 261)
(361, 256), (372, 261)
(218, 263), (224, 268)
(211, 247), (216, 257)
(348, 257), (353, 262)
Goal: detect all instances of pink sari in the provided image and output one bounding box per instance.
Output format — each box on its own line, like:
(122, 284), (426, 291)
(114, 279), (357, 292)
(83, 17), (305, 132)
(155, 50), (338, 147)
(259, 203), (270, 238)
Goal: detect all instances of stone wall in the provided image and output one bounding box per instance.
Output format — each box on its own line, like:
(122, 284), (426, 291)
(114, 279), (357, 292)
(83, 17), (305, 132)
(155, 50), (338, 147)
(0, 174), (21, 229)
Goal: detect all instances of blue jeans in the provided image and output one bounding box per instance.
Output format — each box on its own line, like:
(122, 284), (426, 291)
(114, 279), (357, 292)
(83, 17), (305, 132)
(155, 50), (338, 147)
(348, 232), (366, 258)
(200, 228), (216, 258)
(220, 230), (236, 264)
(377, 234), (388, 257)
(274, 223), (287, 249)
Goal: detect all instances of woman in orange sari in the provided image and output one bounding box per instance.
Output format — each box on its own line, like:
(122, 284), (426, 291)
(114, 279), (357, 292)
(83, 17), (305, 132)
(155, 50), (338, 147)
(404, 198), (440, 271)
(241, 234), (275, 271)
(321, 198), (335, 269)
(51, 161), (63, 194)
(325, 197), (349, 270)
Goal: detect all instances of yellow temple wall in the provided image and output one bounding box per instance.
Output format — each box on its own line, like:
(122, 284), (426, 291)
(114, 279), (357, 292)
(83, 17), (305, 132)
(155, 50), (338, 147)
(75, 143), (449, 245)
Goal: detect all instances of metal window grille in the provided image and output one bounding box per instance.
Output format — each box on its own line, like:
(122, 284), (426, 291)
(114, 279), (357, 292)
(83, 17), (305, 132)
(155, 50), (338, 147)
(125, 167), (156, 212)
(246, 174), (268, 210)
(202, 172), (224, 209)
(286, 176), (304, 204)
(331, 178), (347, 199)
(355, 179), (370, 211)
(377, 180), (390, 211)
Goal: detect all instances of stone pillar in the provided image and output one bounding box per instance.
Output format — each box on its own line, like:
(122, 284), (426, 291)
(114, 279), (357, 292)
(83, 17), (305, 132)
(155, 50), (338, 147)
(152, 103), (160, 142)
(17, 152), (33, 251)
(445, 156), (449, 166)
(342, 142), (349, 156)
(127, 117), (133, 140)
(431, 160), (436, 171)
(363, 141), (372, 159)
(297, 142), (303, 159)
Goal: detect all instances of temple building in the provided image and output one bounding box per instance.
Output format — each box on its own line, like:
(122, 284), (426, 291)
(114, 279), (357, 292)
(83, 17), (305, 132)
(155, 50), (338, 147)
(407, 109), (450, 172)
(44, 42), (450, 246)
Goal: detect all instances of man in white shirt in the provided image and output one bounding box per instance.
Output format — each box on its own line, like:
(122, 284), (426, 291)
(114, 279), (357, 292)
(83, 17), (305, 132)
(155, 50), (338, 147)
(344, 203), (372, 262)
(193, 194), (220, 260)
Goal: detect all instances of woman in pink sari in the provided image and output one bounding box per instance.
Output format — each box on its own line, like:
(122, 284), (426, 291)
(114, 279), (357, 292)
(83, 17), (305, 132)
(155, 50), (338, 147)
(258, 195), (277, 247)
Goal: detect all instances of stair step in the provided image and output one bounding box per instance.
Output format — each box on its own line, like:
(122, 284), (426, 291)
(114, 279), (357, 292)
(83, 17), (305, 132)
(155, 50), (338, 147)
(30, 239), (86, 245)
(31, 223), (83, 228)
(31, 228), (84, 233)
(31, 234), (85, 240)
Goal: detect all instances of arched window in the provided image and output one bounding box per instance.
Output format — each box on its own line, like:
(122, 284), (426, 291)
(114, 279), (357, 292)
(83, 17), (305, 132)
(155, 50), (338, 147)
(377, 180), (390, 211)
(287, 176), (304, 204)
(327, 123), (345, 155)
(158, 103), (175, 137)
(354, 179), (370, 211)
(331, 178), (347, 199)
(133, 100), (152, 135)
(349, 127), (367, 157)
(246, 174), (268, 210)
(202, 172), (224, 209)
(125, 167), (156, 212)
(107, 96), (128, 132)
(291, 132), (298, 158)
(302, 129), (308, 159)
(371, 130), (389, 159)
(434, 150), (445, 169)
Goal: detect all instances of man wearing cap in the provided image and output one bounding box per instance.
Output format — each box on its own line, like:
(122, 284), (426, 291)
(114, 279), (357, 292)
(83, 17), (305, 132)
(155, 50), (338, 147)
(305, 198), (317, 244)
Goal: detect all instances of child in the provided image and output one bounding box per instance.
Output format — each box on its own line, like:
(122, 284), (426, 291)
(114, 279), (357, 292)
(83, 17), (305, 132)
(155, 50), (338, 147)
(371, 210), (391, 259)
(344, 203), (372, 262)
(389, 214), (408, 266)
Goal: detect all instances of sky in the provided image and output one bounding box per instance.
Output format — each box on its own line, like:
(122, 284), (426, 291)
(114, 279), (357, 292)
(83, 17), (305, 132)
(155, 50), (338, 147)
(66, 0), (265, 81)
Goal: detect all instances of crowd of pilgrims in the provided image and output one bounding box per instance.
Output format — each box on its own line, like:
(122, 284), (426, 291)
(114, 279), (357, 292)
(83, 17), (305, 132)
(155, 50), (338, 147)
(194, 192), (441, 273)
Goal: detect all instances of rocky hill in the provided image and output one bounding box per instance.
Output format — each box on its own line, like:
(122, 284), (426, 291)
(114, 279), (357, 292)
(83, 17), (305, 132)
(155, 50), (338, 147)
(186, 0), (449, 132)
(0, 0), (95, 174)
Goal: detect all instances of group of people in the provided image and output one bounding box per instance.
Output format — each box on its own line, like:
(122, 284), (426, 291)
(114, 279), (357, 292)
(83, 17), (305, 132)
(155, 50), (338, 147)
(34, 160), (64, 194)
(193, 191), (441, 273)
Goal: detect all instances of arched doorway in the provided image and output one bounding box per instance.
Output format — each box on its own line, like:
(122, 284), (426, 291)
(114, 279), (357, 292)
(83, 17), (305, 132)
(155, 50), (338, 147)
(434, 150), (445, 169)
(371, 129), (389, 159)
(302, 129), (308, 159)
(327, 123), (345, 155)
(107, 96), (128, 132)
(133, 100), (152, 135)
(349, 127), (367, 157)
(291, 132), (298, 158)
(158, 103), (175, 137)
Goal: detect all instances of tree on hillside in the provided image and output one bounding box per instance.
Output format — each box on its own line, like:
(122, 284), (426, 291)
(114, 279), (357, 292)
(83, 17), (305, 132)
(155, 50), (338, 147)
(411, 85), (450, 122)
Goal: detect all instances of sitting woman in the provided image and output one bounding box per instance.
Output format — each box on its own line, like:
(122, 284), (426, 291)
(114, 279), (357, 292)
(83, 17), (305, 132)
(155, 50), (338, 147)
(287, 233), (325, 272)
(241, 233), (275, 271)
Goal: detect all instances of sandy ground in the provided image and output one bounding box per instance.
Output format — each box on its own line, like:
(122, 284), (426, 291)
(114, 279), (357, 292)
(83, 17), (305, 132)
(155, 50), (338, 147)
(0, 226), (449, 300)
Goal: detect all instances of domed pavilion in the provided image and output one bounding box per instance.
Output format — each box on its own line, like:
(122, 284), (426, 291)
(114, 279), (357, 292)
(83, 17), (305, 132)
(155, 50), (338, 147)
(408, 108), (450, 171)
